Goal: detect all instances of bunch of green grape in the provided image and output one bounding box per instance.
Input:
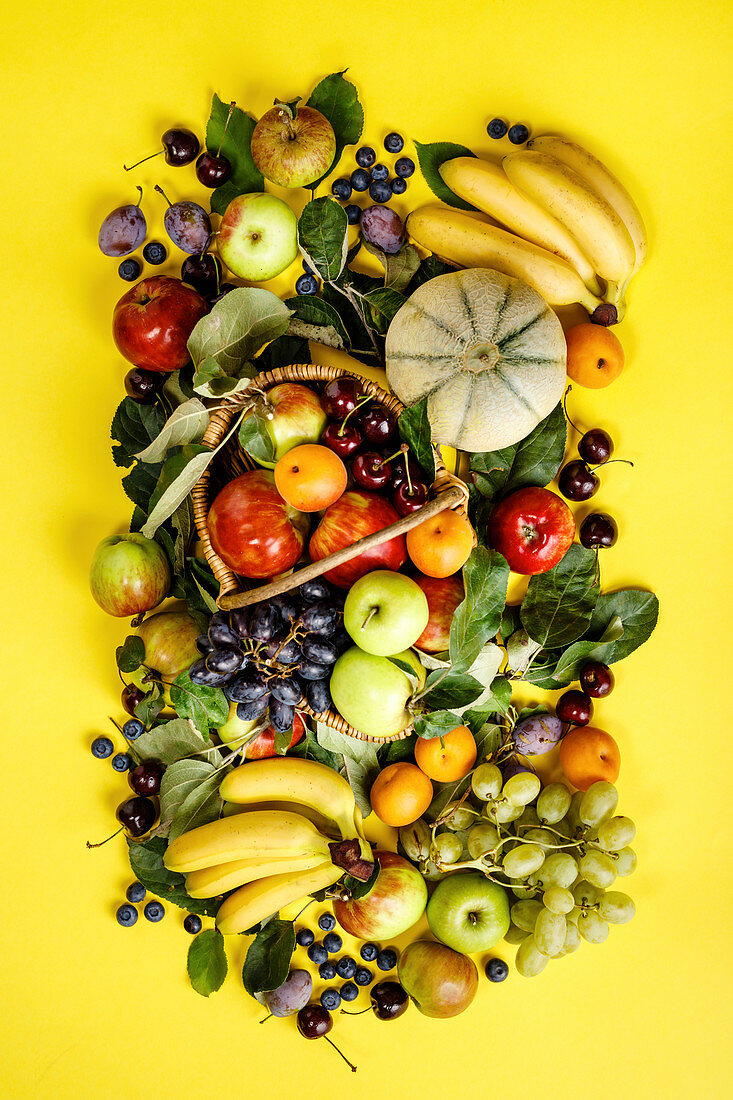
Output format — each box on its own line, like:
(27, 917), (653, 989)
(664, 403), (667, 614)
(399, 768), (637, 977)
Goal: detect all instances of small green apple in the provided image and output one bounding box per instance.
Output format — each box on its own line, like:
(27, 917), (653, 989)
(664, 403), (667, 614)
(426, 872), (510, 953)
(217, 193), (298, 282)
(398, 941), (478, 1018)
(329, 647), (425, 739)
(256, 383), (328, 469)
(251, 104), (336, 188)
(343, 570), (429, 656)
(217, 702), (259, 748)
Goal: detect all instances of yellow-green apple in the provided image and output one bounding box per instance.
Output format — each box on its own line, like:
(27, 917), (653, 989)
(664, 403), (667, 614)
(89, 533), (170, 617)
(216, 703), (259, 748)
(217, 193), (298, 281)
(218, 702), (305, 756)
(309, 490), (407, 588)
(426, 872), (510, 952)
(344, 570), (429, 656)
(333, 851), (427, 939)
(208, 469), (308, 578)
(254, 383), (328, 469)
(137, 609), (200, 678)
(251, 104), (336, 188)
(488, 487), (575, 575)
(329, 647), (425, 739)
(112, 276), (208, 372)
(398, 941), (478, 1018)
(414, 573), (464, 653)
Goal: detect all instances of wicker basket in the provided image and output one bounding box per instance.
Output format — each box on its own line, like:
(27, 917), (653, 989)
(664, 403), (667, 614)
(191, 364), (469, 742)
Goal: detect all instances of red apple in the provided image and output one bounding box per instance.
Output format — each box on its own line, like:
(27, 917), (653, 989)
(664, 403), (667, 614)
(208, 469), (308, 578)
(309, 491), (407, 588)
(333, 851), (427, 940)
(245, 712), (305, 759)
(251, 105), (336, 188)
(113, 275), (209, 373)
(488, 486), (575, 575)
(89, 533), (170, 617)
(414, 573), (465, 653)
(398, 941), (478, 1018)
(136, 609), (201, 678)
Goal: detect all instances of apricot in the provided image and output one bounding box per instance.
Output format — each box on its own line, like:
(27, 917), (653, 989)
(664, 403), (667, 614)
(565, 323), (624, 389)
(370, 762), (433, 827)
(415, 725), (477, 783)
(406, 510), (474, 578)
(559, 726), (620, 790)
(274, 444), (347, 512)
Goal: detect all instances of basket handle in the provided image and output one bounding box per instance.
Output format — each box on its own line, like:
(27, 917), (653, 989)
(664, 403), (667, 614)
(218, 483), (467, 610)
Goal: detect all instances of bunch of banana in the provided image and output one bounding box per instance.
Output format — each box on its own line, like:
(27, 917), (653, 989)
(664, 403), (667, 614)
(164, 758), (373, 936)
(408, 136), (646, 321)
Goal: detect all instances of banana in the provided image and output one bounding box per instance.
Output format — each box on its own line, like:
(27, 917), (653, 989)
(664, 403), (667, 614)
(221, 798), (343, 839)
(503, 151), (636, 313)
(216, 861), (343, 935)
(527, 135), (647, 277)
(163, 810), (331, 873)
(186, 849), (331, 898)
(219, 758), (371, 861)
(406, 204), (603, 311)
(440, 157), (601, 293)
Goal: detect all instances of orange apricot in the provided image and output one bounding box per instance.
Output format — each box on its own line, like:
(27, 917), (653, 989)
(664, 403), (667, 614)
(559, 726), (621, 790)
(415, 725), (477, 783)
(369, 762), (433, 827)
(406, 510), (474, 578)
(274, 444), (347, 512)
(565, 323), (624, 389)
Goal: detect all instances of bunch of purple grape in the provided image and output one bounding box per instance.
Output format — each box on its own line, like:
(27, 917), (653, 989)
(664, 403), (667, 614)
(189, 579), (349, 730)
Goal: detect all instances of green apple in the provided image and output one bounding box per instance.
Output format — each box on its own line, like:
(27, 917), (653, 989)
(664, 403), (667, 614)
(217, 193), (298, 282)
(89, 533), (170, 617)
(256, 382), (328, 469)
(343, 570), (429, 656)
(217, 702), (259, 748)
(426, 872), (510, 952)
(398, 941), (478, 1018)
(329, 647), (425, 739)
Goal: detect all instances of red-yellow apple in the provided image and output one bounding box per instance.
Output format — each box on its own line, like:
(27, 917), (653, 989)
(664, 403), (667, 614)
(208, 469), (308, 578)
(309, 490), (406, 588)
(89, 533), (170, 617)
(398, 941), (478, 1018)
(251, 105), (336, 188)
(112, 276), (208, 373)
(414, 573), (465, 653)
(333, 851), (427, 939)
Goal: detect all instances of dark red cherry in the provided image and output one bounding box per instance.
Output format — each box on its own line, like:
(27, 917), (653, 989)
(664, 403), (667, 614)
(322, 378), (363, 420)
(125, 368), (165, 404)
(116, 796), (157, 838)
(371, 981), (409, 1020)
(558, 460), (600, 502)
(297, 1004), (332, 1038)
(580, 512), (618, 549)
(181, 253), (221, 299)
(359, 404), (396, 446)
(579, 660), (615, 697)
(128, 761), (164, 796)
(322, 421), (363, 458)
(352, 451), (392, 490)
(393, 480), (429, 515)
(556, 690), (593, 726)
(121, 684), (145, 716)
(579, 429), (614, 465)
(196, 151), (232, 187)
(390, 453), (425, 490)
(124, 128), (200, 171)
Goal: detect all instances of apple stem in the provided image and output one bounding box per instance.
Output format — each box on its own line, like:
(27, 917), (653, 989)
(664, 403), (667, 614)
(361, 606), (379, 630)
(324, 1036), (357, 1072)
(154, 184), (172, 208)
(123, 150), (163, 171)
(86, 827), (124, 849)
(216, 101), (236, 157)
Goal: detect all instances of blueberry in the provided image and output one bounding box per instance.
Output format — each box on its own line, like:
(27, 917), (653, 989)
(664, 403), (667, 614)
(384, 132), (404, 154)
(118, 258), (141, 281)
(360, 942), (378, 962)
(295, 273), (318, 296)
(355, 146), (376, 168)
(369, 181), (392, 204)
(376, 948), (397, 971)
(126, 881), (146, 904)
(345, 204), (362, 225)
(508, 123), (530, 145)
(487, 118), (508, 139)
(323, 931), (342, 953)
(143, 900), (165, 922)
(307, 942), (328, 965)
(318, 912), (336, 931)
(143, 241), (167, 264)
(336, 956), (357, 979)
(296, 927), (315, 947)
(485, 957), (509, 982)
(391, 177), (407, 195)
(354, 967), (373, 986)
(331, 177), (352, 201)
(350, 168), (371, 192)
(91, 736), (114, 759)
(340, 981), (359, 1002)
(302, 260), (316, 277)
(371, 163), (389, 182)
(184, 914), (203, 935)
(320, 988), (341, 1011)
(116, 903), (138, 927)
(319, 961), (336, 980)
(122, 718), (144, 741)
(395, 157), (415, 178)
(112, 752), (133, 773)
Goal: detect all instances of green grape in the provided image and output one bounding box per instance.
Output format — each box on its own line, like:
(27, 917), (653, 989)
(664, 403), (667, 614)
(578, 850), (617, 889)
(552, 817), (572, 838)
(504, 772), (541, 807)
(518, 805), (540, 828)
(422, 859), (444, 881)
(398, 819), (431, 862)
(567, 906), (582, 925)
(441, 803), (477, 831)
(577, 909), (610, 944)
(572, 879), (602, 907)
(598, 891), (636, 924)
(542, 852), (579, 888)
(537, 783), (572, 824)
(597, 816), (636, 852)
(510, 899), (544, 932)
(561, 920), (581, 954)
(565, 790), (585, 831)
(467, 822), (500, 859)
(579, 781), (618, 827)
(433, 832), (463, 865)
(543, 886), (574, 914)
(471, 763), (503, 801)
(534, 909), (566, 956)
(489, 799), (524, 824)
(504, 922), (530, 945)
(523, 827), (562, 850)
(614, 846), (638, 877)
(503, 843), (545, 879)
(516, 936), (549, 976)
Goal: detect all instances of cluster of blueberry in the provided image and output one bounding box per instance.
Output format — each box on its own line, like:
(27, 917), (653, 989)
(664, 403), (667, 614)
(118, 241), (168, 282)
(116, 880), (168, 927)
(296, 913), (398, 1011)
(91, 734), (133, 773)
(486, 118), (531, 144)
(336, 133), (414, 212)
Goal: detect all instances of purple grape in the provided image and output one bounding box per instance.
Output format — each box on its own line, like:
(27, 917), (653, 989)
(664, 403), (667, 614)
(512, 713), (563, 756)
(98, 200), (147, 257)
(360, 206), (407, 254)
(265, 970), (312, 1017)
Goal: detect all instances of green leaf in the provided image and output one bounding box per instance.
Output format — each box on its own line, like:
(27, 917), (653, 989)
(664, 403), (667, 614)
(342, 750), (380, 819)
(362, 286), (406, 334)
(585, 589), (660, 664)
(398, 397), (435, 483)
(183, 556), (220, 617)
(122, 462), (161, 514)
(169, 769), (223, 842)
(273, 723), (294, 756)
(206, 95), (264, 215)
(238, 412), (275, 465)
(413, 710), (464, 739)
(550, 639), (608, 685)
(521, 544), (599, 650)
(140, 447), (216, 540)
(470, 403), (567, 502)
(506, 629), (543, 675)
(414, 141), (478, 210)
(255, 333), (310, 373)
(298, 197), (349, 281)
(486, 676), (512, 714)
(132, 718), (215, 765)
(188, 929), (228, 996)
(116, 635), (145, 674)
(188, 288), (292, 376)
(170, 497), (194, 579)
(500, 604), (521, 642)
(378, 734), (418, 767)
(289, 729), (341, 772)
(285, 294), (350, 349)
(193, 357), (257, 399)
(421, 669), (485, 711)
(408, 254), (458, 291)
(126, 836), (219, 917)
(135, 399), (209, 463)
(306, 71), (364, 186)
(111, 398), (166, 469)
(171, 669), (229, 736)
(449, 548), (510, 673)
(523, 649), (564, 688)
(242, 919), (296, 996)
(134, 684), (164, 726)
(386, 655), (422, 694)
(158, 758), (217, 837)
(362, 239), (420, 293)
(472, 720), (503, 757)
(342, 856), (380, 901)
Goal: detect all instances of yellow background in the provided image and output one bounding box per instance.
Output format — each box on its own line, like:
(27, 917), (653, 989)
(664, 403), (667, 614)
(2, 1), (732, 1096)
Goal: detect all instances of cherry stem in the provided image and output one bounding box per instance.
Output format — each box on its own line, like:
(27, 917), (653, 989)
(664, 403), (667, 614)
(123, 150), (163, 171)
(342, 1007), (371, 1016)
(108, 715), (124, 734)
(86, 827), (124, 849)
(562, 385), (583, 435)
(259, 1013), (273, 1024)
(216, 101), (236, 157)
(154, 184), (172, 208)
(134, 186), (143, 208)
(404, 455), (414, 495)
(337, 394), (370, 436)
(592, 458), (634, 470)
(379, 443), (409, 468)
(324, 1035), (357, 1073)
